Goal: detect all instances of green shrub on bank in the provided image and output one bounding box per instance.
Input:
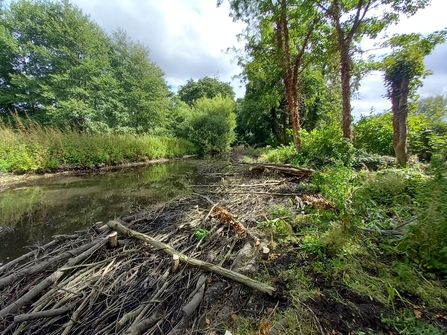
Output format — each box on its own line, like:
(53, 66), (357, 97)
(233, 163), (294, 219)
(259, 124), (355, 168)
(178, 95), (236, 154)
(0, 122), (195, 172)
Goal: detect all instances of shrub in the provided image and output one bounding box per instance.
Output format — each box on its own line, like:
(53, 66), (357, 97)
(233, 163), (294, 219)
(295, 123), (355, 168)
(181, 95), (236, 154)
(354, 113), (394, 156)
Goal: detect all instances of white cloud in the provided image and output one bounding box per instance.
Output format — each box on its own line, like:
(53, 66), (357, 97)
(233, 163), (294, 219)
(69, 0), (445, 103)
(70, 0), (244, 96)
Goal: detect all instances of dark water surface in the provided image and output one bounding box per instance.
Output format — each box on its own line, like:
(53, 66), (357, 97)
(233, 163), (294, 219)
(0, 160), (217, 264)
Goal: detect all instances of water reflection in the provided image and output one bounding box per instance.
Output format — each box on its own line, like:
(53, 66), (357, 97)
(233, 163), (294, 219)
(0, 160), (214, 263)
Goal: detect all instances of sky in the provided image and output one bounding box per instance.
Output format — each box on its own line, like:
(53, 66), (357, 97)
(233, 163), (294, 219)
(69, 0), (447, 118)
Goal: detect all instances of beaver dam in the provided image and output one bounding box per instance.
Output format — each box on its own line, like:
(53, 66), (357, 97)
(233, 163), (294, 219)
(0, 162), (320, 334)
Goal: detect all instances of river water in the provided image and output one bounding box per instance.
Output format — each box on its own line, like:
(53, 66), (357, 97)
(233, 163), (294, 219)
(0, 159), (219, 264)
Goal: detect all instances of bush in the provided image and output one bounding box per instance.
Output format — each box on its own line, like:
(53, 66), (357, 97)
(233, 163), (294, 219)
(295, 123), (355, 168)
(180, 95), (236, 154)
(354, 113), (394, 156)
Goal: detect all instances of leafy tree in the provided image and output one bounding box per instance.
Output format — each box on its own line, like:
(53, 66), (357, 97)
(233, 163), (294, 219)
(0, 0), (172, 134)
(221, 0), (326, 152)
(416, 94), (447, 124)
(0, 0), (115, 129)
(181, 95), (236, 153)
(317, 0), (431, 140)
(110, 29), (171, 134)
(381, 31), (446, 166)
(178, 76), (235, 106)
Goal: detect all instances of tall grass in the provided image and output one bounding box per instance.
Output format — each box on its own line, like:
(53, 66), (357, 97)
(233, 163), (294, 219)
(0, 120), (196, 173)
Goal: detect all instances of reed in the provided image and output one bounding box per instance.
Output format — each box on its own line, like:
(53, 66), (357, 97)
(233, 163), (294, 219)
(0, 119), (195, 173)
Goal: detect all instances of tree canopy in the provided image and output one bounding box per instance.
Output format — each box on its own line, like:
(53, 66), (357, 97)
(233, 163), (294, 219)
(0, 0), (172, 133)
(177, 76), (235, 107)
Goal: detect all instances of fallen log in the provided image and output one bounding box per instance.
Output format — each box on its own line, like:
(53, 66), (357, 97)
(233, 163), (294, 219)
(237, 162), (314, 177)
(107, 220), (275, 296)
(182, 275), (207, 317)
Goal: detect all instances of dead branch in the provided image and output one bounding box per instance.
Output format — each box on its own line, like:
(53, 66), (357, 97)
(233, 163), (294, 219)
(13, 301), (79, 323)
(360, 228), (405, 236)
(0, 238), (107, 318)
(107, 220), (275, 296)
(182, 275), (207, 317)
(237, 161), (314, 177)
(0, 241), (104, 289)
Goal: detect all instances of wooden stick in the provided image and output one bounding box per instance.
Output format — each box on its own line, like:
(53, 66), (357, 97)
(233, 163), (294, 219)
(107, 220), (275, 296)
(360, 228), (405, 235)
(108, 231), (118, 248)
(0, 242), (102, 289)
(0, 238), (107, 318)
(13, 301), (79, 323)
(171, 254), (179, 273)
(182, 275), (207, 317)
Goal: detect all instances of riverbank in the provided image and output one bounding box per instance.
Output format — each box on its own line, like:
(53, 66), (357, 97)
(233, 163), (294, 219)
(0, 155), (197, 192)
(1, 162), (446, 334)
(0, 122), (196, 174)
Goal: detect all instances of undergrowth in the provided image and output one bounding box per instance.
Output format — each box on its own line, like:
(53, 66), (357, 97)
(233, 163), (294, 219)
(252, 161), (447, 334)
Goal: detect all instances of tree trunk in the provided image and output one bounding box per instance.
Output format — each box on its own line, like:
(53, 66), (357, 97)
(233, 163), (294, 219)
(270, 107), (282, 144)
(340, 43), (352, 140)
(286, 84), (301, 152)
(391, 75), (410, 167)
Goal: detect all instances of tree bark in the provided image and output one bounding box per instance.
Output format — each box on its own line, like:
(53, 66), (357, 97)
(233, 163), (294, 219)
(340, 43), (352, 140)
(392, 74), (410, 167)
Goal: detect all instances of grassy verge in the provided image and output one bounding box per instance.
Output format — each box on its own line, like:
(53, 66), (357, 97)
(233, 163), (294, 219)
(0, 122), (196, 173)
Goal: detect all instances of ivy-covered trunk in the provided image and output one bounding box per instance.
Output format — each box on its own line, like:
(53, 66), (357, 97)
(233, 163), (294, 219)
(391, 74), (410, 167)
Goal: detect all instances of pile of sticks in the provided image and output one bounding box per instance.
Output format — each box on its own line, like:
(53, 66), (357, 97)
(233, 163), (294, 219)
(0, 164), (312, 334)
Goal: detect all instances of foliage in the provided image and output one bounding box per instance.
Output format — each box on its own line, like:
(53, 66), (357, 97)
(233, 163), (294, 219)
(354, 111), (446, 162)
(0, 120), (195, 172)
(398, 162), (447, 274)
(179, 95), (236, 154)
(382, 31), (446, 98)
(417, 94), (447, 123)
(295, 124), (355, 168)
(0, 0), (173, 133)
(177, 76), (235, 107)
(382, 309), (444, 335)
(312, 163), (355, 224)
(221, 0), (329, 152)
(259, 144), (297, 163)
(192, 228), (209, 241)
(354, 113), (394, 156)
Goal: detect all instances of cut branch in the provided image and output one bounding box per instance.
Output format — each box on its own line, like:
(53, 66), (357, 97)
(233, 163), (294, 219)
(0, 238), (107, 318)
(107, 220), (275, 296)
(13, 301), (80, 323)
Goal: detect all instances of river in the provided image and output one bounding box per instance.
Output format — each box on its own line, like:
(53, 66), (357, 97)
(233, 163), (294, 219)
(0, 159), (220, 264)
